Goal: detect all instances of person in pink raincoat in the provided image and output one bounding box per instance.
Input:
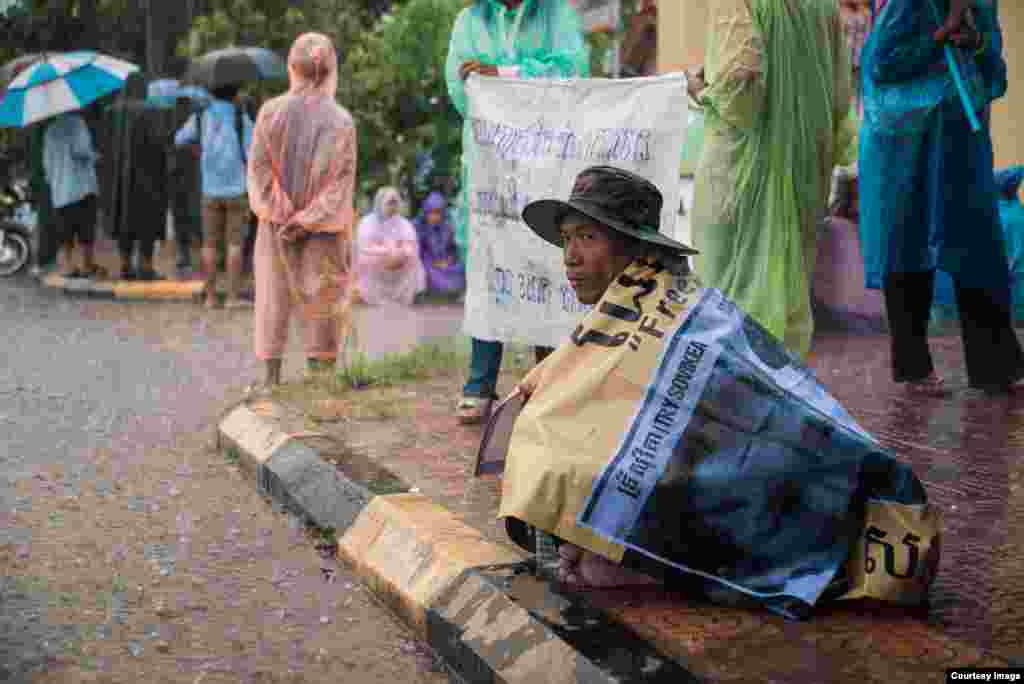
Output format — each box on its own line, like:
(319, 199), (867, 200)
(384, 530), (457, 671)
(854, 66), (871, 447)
(355, 187), (426, 307)
(248, 32), (358, 388)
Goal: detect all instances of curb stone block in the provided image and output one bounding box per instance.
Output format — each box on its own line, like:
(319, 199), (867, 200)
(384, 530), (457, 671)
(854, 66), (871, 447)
(428, 565), (698, 684)
(219, 404), (409, 534)
(42, 274), (202, 300)
(218, 404), (290, 477)
(338, 493), (524, 633)
(111, 281), (203, 300)
(220, 404), (701, 684)
(260, 440), (384, 533)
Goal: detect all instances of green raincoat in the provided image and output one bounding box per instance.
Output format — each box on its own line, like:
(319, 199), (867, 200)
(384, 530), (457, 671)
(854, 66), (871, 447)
(690, 0), (852, 359)
(445, 0), (590, 264)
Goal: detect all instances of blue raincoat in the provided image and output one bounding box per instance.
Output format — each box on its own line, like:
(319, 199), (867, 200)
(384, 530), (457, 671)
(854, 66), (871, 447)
(934, 166), (1024, 320)
(859, 0), (1010, 294)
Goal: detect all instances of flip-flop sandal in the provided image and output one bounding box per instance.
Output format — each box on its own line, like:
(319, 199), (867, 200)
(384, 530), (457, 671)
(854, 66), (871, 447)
(456, 397), (493, 425)
(905, 373), (951, 397)
(82, 265), (108, 280)
(243, 382), (276, 398)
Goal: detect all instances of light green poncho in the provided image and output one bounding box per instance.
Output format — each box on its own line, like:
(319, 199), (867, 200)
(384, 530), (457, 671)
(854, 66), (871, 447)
(690, 0), (852, 359)
(445, 0), (590, 263)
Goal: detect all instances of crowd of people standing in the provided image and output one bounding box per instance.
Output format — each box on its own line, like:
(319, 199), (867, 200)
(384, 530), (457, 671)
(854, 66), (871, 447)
(25, 0), (1023, 399)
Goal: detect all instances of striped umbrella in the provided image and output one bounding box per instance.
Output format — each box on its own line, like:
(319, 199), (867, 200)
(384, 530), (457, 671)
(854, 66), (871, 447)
(0, 51), (140, 128)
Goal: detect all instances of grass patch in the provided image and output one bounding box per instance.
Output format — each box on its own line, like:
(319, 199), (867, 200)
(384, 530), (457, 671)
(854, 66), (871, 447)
(223, 445), (241, 466)
(267, 338), (535, 422)
(333, 337), (535, 391)
(334, 338), (469, 390)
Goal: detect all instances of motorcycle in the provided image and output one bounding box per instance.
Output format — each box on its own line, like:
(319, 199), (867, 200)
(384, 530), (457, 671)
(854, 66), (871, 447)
(0, 174), (33, 278)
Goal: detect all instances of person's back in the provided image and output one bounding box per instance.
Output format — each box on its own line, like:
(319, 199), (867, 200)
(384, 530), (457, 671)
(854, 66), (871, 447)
(253, 91), (353, 215)
(175, 85), (254, 307)
(690, 0), (851, 360)
(248, 32), (358, 388)
(42, 112), (98, 211)
(185, 92), (252, 200)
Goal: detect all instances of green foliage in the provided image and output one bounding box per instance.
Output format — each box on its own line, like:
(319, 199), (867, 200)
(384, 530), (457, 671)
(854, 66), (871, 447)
(342, 0), (465, 203)
(177, 0), (463, 208)
(171, 0), (638, 208)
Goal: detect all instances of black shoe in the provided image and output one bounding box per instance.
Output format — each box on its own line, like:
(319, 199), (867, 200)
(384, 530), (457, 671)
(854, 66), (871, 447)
(136, 268), (165, 282)
(121, 268), (138, 281)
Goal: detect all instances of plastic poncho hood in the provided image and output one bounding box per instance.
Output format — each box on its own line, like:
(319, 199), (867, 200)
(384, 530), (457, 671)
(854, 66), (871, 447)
(247, 32), (356, 235)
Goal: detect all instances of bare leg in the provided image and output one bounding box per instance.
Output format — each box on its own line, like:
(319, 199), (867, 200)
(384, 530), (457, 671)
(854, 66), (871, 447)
(81, 242), (95, 272)
(201, 245), (218, 307)
(60, 244), (77, 276)
(265, 359), (283, 387)
(557, 543), (661, 588)
(225, 244), (244, 303)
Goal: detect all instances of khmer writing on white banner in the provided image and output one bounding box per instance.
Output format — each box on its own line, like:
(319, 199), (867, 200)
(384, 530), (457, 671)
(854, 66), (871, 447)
(462, 73), (689, 347)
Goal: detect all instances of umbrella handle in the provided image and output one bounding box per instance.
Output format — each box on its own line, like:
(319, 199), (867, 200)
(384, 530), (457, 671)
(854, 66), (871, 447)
(927, 0), (983, 134)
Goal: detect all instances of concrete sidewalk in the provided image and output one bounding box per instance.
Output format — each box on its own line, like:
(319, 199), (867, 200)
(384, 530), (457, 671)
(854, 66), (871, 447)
(219, 332), (1024, 683)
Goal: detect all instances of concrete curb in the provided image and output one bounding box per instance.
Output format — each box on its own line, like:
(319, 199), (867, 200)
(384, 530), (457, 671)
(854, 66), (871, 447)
(219, 403), (697, 683)
(42, 273), (204, 300)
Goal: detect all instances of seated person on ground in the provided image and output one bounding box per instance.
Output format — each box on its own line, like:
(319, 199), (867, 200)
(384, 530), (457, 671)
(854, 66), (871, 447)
(506, 166), (697, 588)
(414, 191), (465, 296)
(497, 166), (937, 618)
(355, 187), (426, 307)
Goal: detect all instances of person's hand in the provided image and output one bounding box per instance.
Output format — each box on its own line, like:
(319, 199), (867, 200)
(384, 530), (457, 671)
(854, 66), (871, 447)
(509, 383), (532, 405)
(933, 0), (972, 45)
(278, 223), (308, 243)
(384, 254), (407, 271)
(946, 10), (982, 51)
(686, 66), (706, 100)
(948, 24), (982, 50)
(460, 61), (500, 81)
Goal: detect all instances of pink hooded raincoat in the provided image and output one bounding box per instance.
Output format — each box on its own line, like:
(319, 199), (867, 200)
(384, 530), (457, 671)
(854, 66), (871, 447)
(249, 33), (357, 361)
(355, 187), (426, 307)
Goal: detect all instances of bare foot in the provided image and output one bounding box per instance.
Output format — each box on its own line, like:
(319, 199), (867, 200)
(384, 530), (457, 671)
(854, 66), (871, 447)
(557, 544), (660, 588)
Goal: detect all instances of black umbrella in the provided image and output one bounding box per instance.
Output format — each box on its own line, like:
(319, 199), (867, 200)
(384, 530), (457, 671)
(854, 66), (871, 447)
(184, 46), (287, 90)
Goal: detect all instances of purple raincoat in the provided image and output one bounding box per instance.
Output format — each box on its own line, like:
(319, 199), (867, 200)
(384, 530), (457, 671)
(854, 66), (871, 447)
(414, 192), (465, 294)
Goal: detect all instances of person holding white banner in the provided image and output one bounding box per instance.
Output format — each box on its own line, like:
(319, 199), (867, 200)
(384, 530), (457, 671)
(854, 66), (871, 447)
(445, 0), (590, 424)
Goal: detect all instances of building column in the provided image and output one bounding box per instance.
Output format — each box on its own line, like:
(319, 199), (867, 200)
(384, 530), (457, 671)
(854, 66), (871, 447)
(656, 0), (708, 74)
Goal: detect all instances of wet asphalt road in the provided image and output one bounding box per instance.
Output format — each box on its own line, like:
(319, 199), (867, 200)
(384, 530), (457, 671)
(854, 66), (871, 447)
(0, 275), (452, 683)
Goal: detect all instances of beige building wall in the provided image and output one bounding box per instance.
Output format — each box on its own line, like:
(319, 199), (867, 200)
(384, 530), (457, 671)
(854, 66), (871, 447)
(991, 3), (1023, 168)
(659, 3), (1024, 168)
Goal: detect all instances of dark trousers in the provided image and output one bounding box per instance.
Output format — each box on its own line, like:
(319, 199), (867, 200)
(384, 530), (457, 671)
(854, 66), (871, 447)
(883, 271), (1024, 390)
(463, 339), (555, 399)
(170, 174), (201, 269)
(118, 234), (156, 264)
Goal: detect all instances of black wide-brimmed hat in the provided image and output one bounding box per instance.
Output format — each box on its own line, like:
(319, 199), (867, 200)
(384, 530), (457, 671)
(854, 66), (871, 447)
(521, 165), (697, 255)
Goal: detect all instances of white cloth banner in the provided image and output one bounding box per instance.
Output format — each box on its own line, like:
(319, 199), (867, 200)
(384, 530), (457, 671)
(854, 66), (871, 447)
(462, 73), (689, 348)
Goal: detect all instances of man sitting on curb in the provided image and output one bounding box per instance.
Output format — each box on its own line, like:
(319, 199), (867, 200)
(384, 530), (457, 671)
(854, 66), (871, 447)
(498, 166), (938, 617)
(505, 165), (695, 588)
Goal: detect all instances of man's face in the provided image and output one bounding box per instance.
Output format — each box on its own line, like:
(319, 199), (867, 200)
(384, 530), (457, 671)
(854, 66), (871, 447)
(560, 215), (635, 306)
